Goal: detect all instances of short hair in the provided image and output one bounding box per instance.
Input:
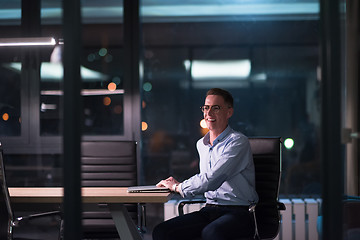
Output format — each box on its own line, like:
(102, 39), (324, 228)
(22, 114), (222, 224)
(206, 88), (234, 108)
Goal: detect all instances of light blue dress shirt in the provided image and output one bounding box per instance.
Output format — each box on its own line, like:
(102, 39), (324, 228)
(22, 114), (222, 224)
(181, 126), (258, 206)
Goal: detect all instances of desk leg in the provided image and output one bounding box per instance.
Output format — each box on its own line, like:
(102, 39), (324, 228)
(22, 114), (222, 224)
(108, 203), (142, 240)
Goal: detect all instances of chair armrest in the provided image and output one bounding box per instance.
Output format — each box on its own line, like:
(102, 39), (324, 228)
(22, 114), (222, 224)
(14, 210), (62, 226)
(249, 201), (285, 240)
(178, 200), (206, 216)
(254, 201), (286, 210)
(277, 201), (286, 211)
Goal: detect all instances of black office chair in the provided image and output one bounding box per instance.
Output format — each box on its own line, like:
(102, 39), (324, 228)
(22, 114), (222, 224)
(178, 137), (286, 240)
(0, 143), (62, 240)
(343, 196), (360, 240)
(81, 141), (145, 239)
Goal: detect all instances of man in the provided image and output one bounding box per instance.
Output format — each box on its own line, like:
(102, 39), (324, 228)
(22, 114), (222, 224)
(153, 88), (258, 240)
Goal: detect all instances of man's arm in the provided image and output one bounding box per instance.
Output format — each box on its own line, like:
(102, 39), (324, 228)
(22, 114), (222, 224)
(181, 136), (252, 197)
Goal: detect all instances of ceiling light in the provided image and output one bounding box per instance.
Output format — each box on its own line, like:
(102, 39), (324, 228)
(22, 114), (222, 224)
(40, 89), (125, 96)
(0, 37), (56, 47)
(191, 60), (251, 81)
(4, 63), (109, 82)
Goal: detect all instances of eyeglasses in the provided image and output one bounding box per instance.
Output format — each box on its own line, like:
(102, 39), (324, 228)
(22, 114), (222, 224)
(200, 105), (230, 113)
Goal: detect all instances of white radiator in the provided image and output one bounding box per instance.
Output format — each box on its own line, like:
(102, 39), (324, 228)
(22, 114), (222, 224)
(163, 198), (321, 240)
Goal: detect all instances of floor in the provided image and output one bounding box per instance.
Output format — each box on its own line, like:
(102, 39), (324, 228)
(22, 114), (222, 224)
(12, 215), (62, 240)
(12, 203), (164, 240)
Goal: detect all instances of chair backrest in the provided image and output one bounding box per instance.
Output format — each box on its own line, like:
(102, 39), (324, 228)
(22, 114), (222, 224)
(343, 198), (360, 234)
(0, 143), (14, 240)
(249, 137), (282, 239)
(81, 141), (138, 238)
(81, 141), (138, 187)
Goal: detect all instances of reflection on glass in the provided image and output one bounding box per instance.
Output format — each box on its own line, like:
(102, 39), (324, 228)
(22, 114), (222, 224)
(0, 60), (21, 136)
(40, 57), (125, 136)
(81, 47), (125, 136)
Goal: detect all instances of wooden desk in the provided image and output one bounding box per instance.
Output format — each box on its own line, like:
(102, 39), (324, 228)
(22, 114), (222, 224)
(9, 187), (172, 240)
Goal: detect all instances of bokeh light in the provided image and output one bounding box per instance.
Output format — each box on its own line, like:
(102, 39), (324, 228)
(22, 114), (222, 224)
(2, 113), (9, 121)
(87, 53), (96, 62)
(103, 96), (111, 106)
(143, 82), (152, 92)
(284, 138), (294, 149)
(112, 76), (121, 85)
(142, 121), (148, 131)
(108, 82), (117, 91)
(99, 48), (108, 57)
(200, 119), (207, 129)
(113, 105), (123, 114)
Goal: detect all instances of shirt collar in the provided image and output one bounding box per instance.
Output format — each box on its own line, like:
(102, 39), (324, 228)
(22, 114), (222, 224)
(203, 125), (232, 146)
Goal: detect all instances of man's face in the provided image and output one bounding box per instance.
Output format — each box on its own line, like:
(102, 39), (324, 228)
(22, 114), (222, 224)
(203, 95), (233, 133)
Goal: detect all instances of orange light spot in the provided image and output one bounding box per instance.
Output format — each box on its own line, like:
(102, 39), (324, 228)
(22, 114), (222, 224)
(2, 113), (9, 121)
(200, 127), (209, 136)
(108, 82), (117, 91)
(103, 96), (111, 106)
(200, 119), (207, 129)
(142, 121), (148, 131)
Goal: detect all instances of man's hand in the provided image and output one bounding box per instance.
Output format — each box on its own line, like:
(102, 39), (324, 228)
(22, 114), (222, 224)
(156, 176), (180, 192)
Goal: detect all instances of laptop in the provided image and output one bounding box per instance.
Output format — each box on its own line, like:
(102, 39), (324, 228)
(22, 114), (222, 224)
(127, 185), (170, 193)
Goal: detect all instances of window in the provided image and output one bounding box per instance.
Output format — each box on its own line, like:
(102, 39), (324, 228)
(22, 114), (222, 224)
(0, 49), (22, 136)
(140, 0), (321, 196)
(40, 48), (126, 136)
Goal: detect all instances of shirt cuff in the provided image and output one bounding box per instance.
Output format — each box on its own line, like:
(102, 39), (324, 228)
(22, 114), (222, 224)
(178, 183), (185, 198)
